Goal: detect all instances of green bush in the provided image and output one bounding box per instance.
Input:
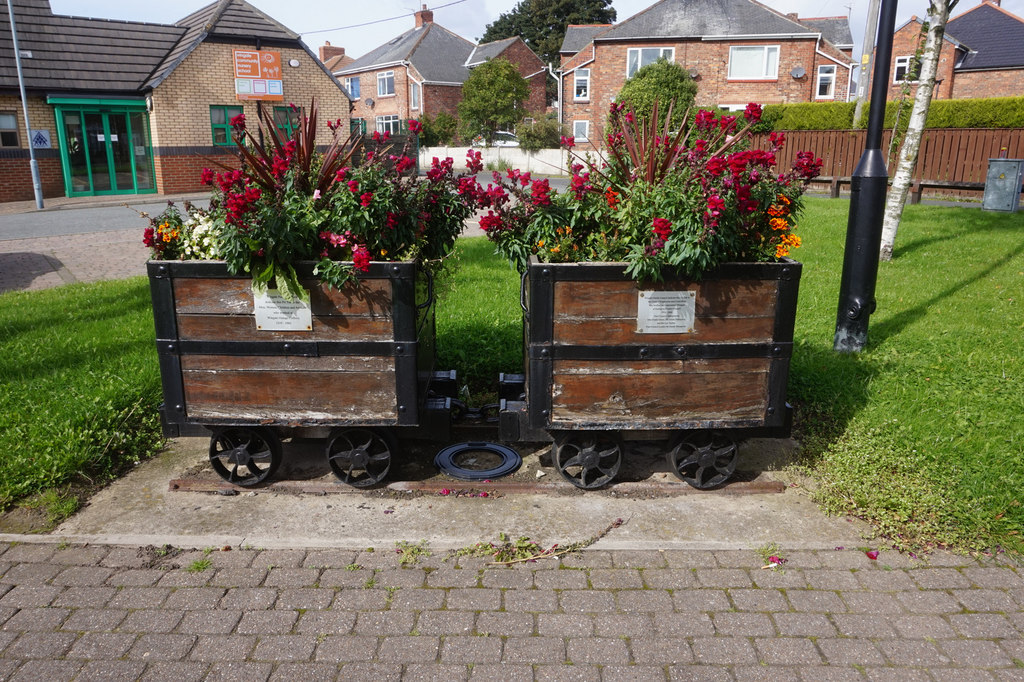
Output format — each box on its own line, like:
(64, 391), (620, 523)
(614, 59), (697, 132)
(516, 115), (565, 152)
(762, 102), (856, 130)
(764, 96), (1024, 131)
(418, 112), (459, 147)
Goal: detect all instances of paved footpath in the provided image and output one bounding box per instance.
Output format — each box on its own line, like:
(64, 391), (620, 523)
(0, 540), (1021, 681)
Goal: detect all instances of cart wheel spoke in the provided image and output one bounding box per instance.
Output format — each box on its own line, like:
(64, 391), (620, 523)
(208, 427), (282, 487)
(667, 431), (739, 490)
(326, 428), (393, 488)
(554, 433), (622, 490)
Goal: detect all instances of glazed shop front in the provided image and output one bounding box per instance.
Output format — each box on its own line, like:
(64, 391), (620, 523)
(49, 98), (155, 198)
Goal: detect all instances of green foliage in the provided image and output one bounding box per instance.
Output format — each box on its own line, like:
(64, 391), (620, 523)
(418, 112), (459, 147)
(186, 558), (212, 573)
(394, 539), (431, 566)
(614, 59), (698, 132)
(517, 115), (565, 152)
(22, 489), (81, 529)
(0, 279), (164, 511)
(458, 58), (530, 143)
(764, 96), (1024, 131)
(481, 0), (616, 72)
(763, 102), (856, 130)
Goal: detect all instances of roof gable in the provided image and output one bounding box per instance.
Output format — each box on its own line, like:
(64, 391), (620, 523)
(467, 37), (517, 67)
(560, 24), (612, 54)
(340, 22), (474, 84)
(597, 0), (815, 41)
(947, 2), (1024, 70)
(799, 16), (854, 49)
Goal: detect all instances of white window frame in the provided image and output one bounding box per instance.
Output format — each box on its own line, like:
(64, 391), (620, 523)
(572, 120), (589, 142)
(0, 111), (19, 148)
(377, 70), (395, 97)
(626, 47), (674, 78)
(376, 114), (400, 135)
(727, 45), (780, 80)
(410, 81), (421, 110)
(815, 64), (836, 99)
(573, 69), (590, 101)
(345, 77), (360, 100)
(893, 55), (917, 83)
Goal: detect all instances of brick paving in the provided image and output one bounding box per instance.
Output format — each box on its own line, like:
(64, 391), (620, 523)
(0, 541), (1020, 680)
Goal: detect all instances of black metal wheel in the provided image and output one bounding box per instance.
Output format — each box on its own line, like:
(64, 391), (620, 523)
(667, 431), (739, 489)
(325, 428), (393, 487)
(208, 427), (282, 487)
(553, 432), (622, 489)
(434, 442), (522, 481)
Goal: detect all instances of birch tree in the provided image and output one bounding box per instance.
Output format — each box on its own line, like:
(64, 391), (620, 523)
(878, 0), (958, 261)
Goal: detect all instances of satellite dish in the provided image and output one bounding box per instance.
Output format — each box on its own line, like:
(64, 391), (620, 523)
(365, 98), (375, 108)
(790, 66), (806, 79)
(688, 68), (699, 78)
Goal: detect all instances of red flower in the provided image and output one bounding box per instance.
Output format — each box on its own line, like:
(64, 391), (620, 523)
(744, 102), (763, 123)
(479, 211), (503, 233)
(466, 150), (483, 174)
(352, 246), (371, 272)
(396, 156), (415, 173)
(200, 168), (214, 186)
(229, 113), (246, 131)
(407, 119), (422, 134)
(652, 217), (672, 241)
(530, 179), (552, 206)
(347, 180), (359, 193)
(560, 135), (575, 149)
(359, 192), (374, 207)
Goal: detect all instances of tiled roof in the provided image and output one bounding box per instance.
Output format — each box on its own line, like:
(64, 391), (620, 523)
(339, 23), (475, 85)
(800, 17), (854, 49)
(467, 37), (517, 67)
(0, 0), (184, 93)
(947, 2), (1024, 70)
(560, 25), (611, 54)
(595, 0), (815, 40)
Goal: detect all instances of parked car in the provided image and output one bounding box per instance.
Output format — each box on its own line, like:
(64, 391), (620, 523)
(471, 131), (520, 148)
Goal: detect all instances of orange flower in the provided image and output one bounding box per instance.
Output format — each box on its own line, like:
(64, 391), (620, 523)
(769, 217), (789, 231)
(605, 188), (620, 209)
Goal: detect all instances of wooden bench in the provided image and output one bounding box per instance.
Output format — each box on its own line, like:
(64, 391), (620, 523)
(816, 176), (994, 203)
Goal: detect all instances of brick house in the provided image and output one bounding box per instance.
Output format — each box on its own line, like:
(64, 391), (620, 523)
(880, 0), (1024, 101)
(333, 5), (547, 135)
(558, 0), (854, 150)
(0, 0), (350, 204)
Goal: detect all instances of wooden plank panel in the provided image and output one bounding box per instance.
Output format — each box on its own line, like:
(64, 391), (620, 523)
(183, 369), (397, 422)
(175, 313), (394, 341)
(172, 278), (394, 317)
(182, 355), (394, 372)
(553, 279), (778, 319)
(556, 358), (769, 374)
(551, 367), (769, 424)
(553, 315), (776, 345)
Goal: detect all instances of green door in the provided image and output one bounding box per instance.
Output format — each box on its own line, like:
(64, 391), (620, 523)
(51, 99), (155, 197)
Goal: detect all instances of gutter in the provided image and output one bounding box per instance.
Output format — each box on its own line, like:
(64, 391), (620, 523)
(813, 36), (855, 101)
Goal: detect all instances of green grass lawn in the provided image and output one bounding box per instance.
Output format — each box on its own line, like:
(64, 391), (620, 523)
(1, 201), (1021, 552)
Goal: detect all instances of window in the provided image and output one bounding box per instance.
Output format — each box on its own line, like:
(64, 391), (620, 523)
(574, 69), (590, 101)
(376, 115), (400, 135)
(816, 65), (836, 99)
(728, 45), (780, 80)
(627, 48), (673, 78)
(345, 77), (360, 100)
(0, 112), (18, 147)
(894, 55), (918, 83)
(210, 105), (244, 146)
(351, 118), (366, 135)
(377, 70), (395, 96)
(573, 120), (589, 142)
(410, 81), (420, 110)
(273, 106), (301, 137)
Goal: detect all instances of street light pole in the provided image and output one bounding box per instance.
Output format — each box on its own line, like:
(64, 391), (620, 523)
(833, 0), (898, 353)
(6, 0), (44, 209)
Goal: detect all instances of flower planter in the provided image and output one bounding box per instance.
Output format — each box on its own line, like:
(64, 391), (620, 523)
(504, 256), (802, 489)
(148, 259), (449, 487)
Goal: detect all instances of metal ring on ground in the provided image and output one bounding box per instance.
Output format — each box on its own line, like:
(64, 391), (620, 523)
(434, 442), (522, 481)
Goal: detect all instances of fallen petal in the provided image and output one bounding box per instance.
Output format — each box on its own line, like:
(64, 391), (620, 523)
(866, 550), (879, 560)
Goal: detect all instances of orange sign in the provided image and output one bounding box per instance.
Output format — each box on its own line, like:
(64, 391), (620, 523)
(233, 50), (283, 101)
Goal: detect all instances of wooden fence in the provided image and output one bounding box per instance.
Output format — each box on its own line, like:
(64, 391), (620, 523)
(751, 128), (1024, 198)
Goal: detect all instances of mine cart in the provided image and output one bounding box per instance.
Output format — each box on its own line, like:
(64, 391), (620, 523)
(497, 257), (801, 489)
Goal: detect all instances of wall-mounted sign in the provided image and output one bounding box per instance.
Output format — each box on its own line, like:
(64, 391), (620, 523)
(636, 290), (696, 334)
(30, 130), (51, 149)
(233, 49), (283, 101)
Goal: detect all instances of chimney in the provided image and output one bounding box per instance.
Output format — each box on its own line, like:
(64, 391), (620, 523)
(787, 12), (798, 20)
(319, 41), (346, 62)
(415, 4), (433, 28)
(984, 0), (1001, 6)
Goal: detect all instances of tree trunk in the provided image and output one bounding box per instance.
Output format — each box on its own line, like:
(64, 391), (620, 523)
(878, 0), (955, 261)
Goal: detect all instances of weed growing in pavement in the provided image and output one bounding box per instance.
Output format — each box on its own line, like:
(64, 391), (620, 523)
(395, 539), (431, 566)
(755, 542), (787, 570)
(186, 558), (212, 573)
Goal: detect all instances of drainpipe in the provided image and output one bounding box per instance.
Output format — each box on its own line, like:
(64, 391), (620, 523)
(548, 63), (561, 126)
(6, 0), (43, 209)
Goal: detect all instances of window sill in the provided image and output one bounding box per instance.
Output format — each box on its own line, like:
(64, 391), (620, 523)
(726, 78), (779, 83)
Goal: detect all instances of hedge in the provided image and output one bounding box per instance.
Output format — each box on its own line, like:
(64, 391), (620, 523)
(761, 96), (1024, 130)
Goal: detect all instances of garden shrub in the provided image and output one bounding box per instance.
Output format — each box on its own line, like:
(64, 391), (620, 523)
(517, 115), (564, 152)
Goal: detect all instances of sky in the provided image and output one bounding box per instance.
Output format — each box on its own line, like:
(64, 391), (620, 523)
(49, 0), (1024, 66)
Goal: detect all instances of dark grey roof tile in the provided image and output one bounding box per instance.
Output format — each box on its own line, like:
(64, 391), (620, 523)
(598, 0), (813, 40)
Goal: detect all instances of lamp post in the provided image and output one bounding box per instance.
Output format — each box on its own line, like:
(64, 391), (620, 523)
(6, 0), (44, 209)
(833, 0), (899, 353)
